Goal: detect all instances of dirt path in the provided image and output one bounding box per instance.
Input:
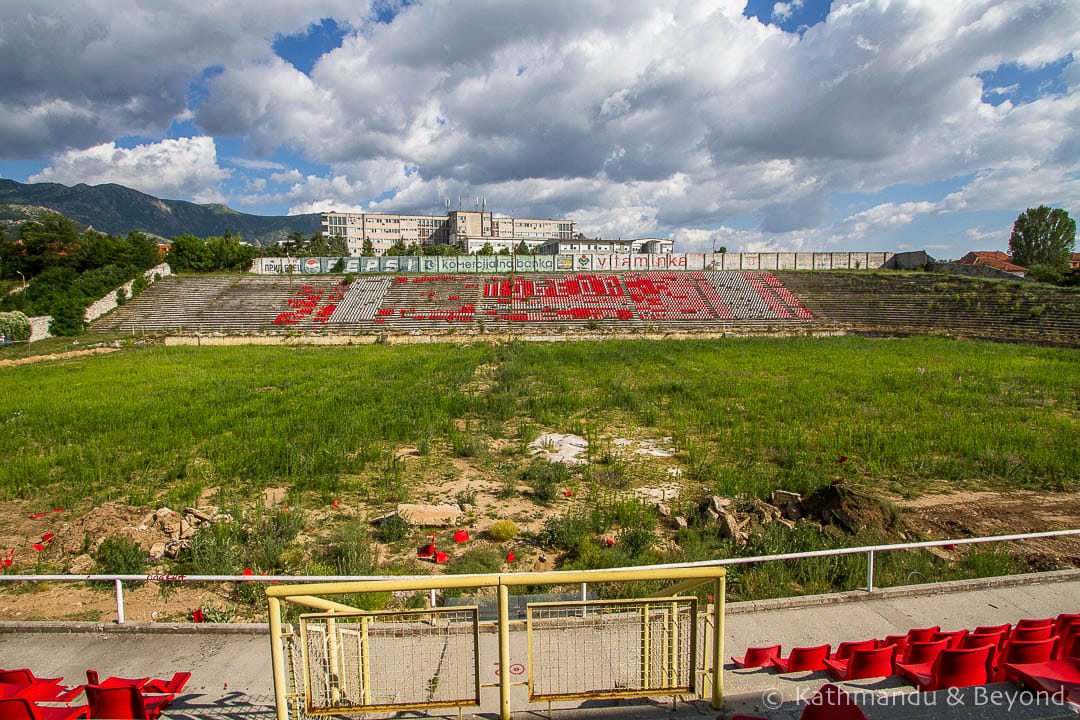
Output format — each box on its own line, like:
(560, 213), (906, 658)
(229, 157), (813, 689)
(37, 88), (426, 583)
(0, 348), (118, 367)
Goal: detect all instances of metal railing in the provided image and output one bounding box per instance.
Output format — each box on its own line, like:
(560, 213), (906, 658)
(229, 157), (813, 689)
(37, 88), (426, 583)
(0, 527), (1072, 623)
(0, 528), (1075, 626)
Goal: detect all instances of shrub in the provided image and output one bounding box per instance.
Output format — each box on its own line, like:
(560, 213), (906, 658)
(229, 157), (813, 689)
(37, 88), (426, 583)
(538, 511), (592, 552)
(94, 535), (146, 586)
(521, 459), (569, 504)
(0, 311), (31, 342)
(375, 514), (410, 543)
(488, 520), (519, 542)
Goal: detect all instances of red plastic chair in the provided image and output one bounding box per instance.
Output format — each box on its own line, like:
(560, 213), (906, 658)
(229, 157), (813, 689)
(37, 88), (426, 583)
(1054, 613), (1080, 636)
(959, 629), (1009, 652)
(1010, 625), (1054, 642)
(899, 638), (951, 666)
(1055, 631), (1080, 660)
(829, 639), (877, 661)
(0, 671), (61, 688)
(897, 644), (994, 691)
(731, 644), (781, 669)
(1005, 657), (1080, 699)
(84, 685), (173, 720)
(771, 644), (831, 673)
(85, 671), (190, 695)
(1014, 617), (1054, 630)
(878, 634), (908, 656)
(973, 622), (1012, 637)
(0, 698), (88, 720)
(799, 683), (868, 720)
(823, 645), (896, 680)
(905, 625), (941, 644)
(929, 629), (969, 649)
(996, 638), (1058, 682)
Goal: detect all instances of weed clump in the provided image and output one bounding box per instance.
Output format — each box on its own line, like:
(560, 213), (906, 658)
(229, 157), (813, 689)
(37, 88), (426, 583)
(94, 535), (146, 586)
(521, 459), (570, 504)
(488, 520), (519, 542)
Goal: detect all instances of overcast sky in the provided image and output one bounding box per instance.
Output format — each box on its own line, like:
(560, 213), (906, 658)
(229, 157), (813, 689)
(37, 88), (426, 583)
(0, 0), (1077, 258)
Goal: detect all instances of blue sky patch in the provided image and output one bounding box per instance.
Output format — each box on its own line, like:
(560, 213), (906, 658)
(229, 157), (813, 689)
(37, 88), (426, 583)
(743, 0), (832, 35)
(978, 54), (1073, 107)
(273, 18), (349, 75)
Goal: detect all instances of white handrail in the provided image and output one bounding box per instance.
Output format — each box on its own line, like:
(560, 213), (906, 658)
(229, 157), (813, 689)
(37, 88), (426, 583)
(0, 528), (1075, 623)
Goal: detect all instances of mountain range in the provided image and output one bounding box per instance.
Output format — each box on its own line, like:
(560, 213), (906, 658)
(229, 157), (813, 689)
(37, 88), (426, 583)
(0, 179), (322, 245)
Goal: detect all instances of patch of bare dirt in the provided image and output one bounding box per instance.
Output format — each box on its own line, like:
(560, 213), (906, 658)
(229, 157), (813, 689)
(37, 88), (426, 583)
(895, 489), (1080, 569)
(0, 348), (118, 367)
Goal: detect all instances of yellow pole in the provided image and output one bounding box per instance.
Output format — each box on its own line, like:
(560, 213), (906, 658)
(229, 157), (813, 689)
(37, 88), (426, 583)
(359, 615), (371, 705)
(711, 575), (725, 710)
(326, 615), (341, 704)
(498, 583), (511, 720)
(641, 603), (651, 689)
(667, 600), (678, 688)
(268, 597), (290, 720)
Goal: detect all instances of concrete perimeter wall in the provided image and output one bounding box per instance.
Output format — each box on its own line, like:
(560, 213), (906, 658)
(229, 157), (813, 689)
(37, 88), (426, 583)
(251, 252), (897, 275)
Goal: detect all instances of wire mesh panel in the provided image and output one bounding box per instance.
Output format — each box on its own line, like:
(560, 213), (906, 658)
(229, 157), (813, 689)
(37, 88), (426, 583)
(527, 597), (696, 701)
(298, 607), (480, 714)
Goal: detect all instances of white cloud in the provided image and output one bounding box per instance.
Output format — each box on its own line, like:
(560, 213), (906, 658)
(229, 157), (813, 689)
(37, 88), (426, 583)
(771, 0), (803, 22)
(4, 0), (1080, 258)
(30, 136), (231, 202)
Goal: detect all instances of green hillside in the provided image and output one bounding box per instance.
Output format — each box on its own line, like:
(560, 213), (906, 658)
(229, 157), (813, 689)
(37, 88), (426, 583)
(0, 179), (321, 245)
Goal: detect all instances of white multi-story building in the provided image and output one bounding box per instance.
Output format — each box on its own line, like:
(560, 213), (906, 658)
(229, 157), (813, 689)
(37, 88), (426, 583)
(536, 237), (675, 255)
(322, 209), (576, 256)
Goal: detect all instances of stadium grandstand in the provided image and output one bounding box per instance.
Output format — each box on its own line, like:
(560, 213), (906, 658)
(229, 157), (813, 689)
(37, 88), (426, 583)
(93, 268), (1080, 345)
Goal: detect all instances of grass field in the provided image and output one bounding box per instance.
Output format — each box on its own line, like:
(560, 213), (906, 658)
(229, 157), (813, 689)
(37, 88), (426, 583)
(1, 335), (1077, 607)
(2, 336), (1076, 506)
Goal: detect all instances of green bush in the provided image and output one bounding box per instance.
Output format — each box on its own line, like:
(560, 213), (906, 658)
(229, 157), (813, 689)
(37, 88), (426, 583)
(375, 514), (410, 543)
(521, 459), (569, 504)
(94, 535), (146, 586)
(0, 311), (31, 342)
(488, 520), (519, 542)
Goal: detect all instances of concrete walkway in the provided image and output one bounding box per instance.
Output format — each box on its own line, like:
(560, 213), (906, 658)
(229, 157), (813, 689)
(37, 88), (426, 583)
(1, 572), (1078, 719)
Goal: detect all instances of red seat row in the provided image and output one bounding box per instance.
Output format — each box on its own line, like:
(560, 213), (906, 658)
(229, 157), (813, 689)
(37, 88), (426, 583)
(732, 613), (1080, 694)
(0, 668), (190, 720)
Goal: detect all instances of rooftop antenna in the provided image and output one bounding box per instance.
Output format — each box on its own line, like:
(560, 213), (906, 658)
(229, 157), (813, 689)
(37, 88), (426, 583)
(457, 195), (461, 210)
(445, 198), (450, 213)
(482, 197), (486, 213)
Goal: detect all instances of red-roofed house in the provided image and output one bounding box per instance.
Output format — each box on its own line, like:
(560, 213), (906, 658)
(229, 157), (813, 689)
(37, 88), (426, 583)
(957, 251), (1027, 276)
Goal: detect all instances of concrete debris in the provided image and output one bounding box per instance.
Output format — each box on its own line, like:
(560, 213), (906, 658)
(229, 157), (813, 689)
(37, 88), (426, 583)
(395, 503), (464, 527)
(690, 489), (809, 546)
(529, 433), (589, 465)
(634, 484), (681, 502)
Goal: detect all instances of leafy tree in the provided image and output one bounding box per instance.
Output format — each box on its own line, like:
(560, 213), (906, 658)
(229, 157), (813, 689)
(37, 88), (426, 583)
(423, 243), (457, 256)
(361, 238), (375, 257)
(48, 294), (86, 336)
(476, 242), (495, 256)
(1008, 206), (1075, 270)
(515, 240), (530, 256)
(168, 234), (212, 271)
(13, 213), (83, 276)
(385, 241), (409, 256)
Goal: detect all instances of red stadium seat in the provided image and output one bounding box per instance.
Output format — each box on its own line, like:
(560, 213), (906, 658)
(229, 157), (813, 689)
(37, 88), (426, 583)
(771, 644), (831, 673)
(823, 645), (896, 680)
(897, 645), (994, 691)
(731, 645), (781, 669)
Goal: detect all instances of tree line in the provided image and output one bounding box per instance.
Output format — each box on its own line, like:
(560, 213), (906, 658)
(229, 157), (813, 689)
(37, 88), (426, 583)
(0, 214), (163, 335)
